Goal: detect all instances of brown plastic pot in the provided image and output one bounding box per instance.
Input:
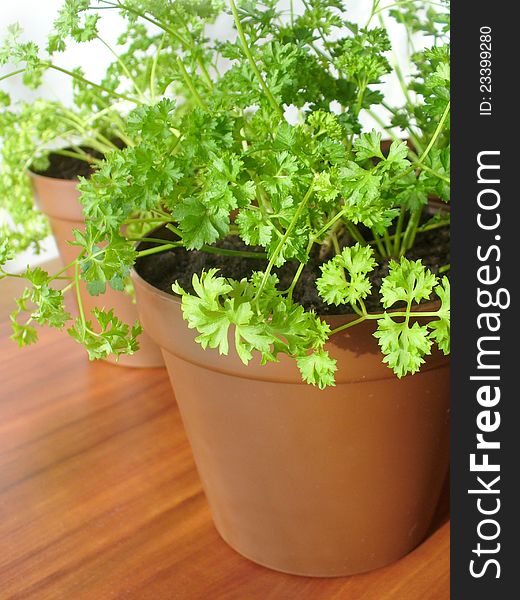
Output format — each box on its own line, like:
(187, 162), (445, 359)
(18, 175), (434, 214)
(30, 171), (164, 368)
(132, 264), (450, 577)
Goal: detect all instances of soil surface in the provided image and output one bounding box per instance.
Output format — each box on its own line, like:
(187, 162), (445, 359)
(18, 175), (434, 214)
(135, 208), (450, 315)
(31, 148), (103, 180)
(31, 140), (125, 180)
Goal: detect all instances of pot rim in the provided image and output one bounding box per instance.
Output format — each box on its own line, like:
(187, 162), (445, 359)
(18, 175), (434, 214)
(27, 168), (80, 187)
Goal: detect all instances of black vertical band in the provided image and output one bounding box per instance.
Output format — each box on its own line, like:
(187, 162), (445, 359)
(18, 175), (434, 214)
(451, 1), (517, 597)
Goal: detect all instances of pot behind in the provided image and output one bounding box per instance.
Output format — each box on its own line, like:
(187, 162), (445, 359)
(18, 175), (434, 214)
(30, 171), (164, 368)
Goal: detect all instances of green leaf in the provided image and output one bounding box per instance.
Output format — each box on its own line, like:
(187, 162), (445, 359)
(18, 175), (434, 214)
(68, 308), (142, 360)
(316, 243), (376, 306)
(337, 162), (384, 227)
(429, 276), (450, 353)
(236, 208), (273, 247)
(174, 270), (337, 385)
(380, 258), (438, 308)
(0, 239), (13, 267)
(384, 139), (410, 171)
(353, 130), (383, 160)
(374, 315), (432, 378)
(296, 350), (337, 390)
(173, 197), (230, 250)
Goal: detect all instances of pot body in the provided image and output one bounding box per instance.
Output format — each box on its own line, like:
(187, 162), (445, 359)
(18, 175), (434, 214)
(30, 172), (164, 368)
(132, 269), (450, 577)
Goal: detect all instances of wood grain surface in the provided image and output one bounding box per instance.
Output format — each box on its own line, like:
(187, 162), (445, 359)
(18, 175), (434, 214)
(0, 319), (449, 600)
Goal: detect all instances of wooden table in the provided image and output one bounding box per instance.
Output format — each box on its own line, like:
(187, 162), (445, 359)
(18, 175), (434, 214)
(0, 320), (449, 599)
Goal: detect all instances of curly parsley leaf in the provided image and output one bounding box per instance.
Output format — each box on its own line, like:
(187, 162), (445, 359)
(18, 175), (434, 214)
(68, 308), (142, 361)
(317, 243), (377, 305)
(429, 276), (450, 353)
(380, 257), (437, 308)
(374, 315), (432, 378)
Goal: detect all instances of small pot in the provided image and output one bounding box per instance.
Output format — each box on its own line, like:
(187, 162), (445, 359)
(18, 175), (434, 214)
(30, 171), (164, 368)
(131, 263), (450, 576)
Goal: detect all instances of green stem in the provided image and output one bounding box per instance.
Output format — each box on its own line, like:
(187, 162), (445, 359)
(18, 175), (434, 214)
(372, 0), (447, 16)
(400, 206), (422, 256)
(286, 236), (317, 299)
(366, 108), (400, 141)
(136, 243), (182, 258)
(106, 1), (189, 46)
(135, 239), (267, 260)
(171, 5), (213, 89)
(393, 208), (406, 256)
(176, 57), (205, 109)
(96, 34), (147, 100)
(386, 100), (450, 188)
(229, 0), (283, 117)
(381, 101), (423, 153)
(368, 216), (449, 248)
(383, 229), (393, 256)
(330, 310), (441, 335)
(150, 35), (165, 102)
(74, 262), (86, 326)
(109, 0), (214, 90)
(45, 63), (140, 104)
(0, 68), (25, 83)
(52, 149), (101, 164)
(345, 222), (368, 246)
(198, 246), (267, 259)
(256, 179), (315, 299)
(371, 232), (386, 257)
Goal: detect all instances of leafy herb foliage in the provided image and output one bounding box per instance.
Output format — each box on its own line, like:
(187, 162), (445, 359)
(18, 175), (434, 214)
(1, 0), (450, 384)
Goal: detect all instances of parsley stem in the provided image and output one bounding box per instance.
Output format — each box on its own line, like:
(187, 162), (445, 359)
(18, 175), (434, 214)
(400, 205), (422, 255)
(383, 229), (393, 256)
(286, 236), (316, 299)
(329, 310), (441, 335)
(198, 246), (267, 259)
(386, 100), (450, 188)
(52, 149), (101, 164)
(74, 261), (87, 329)
(135, 235), (267, 260)
(366, 108), (400, 141)
(417, 101), (451, 163)
(256, 179), (315, 300)
(150, 35), (166, 103)
(345, 222), (367, 246)
(106, 1), (189, 46)
(381, 101), (423, 153)
(393, 207), (406, 255)
(372, 0), (447, 18)
(176, 57), (206, 109)
(136, 243), (183, 258)
(45, 63), (140, 104)
(371, 230), (387, 257)
(100, 1), (213, 90)
(95, 34), (147, 100)
(0, 68), (25, 83)
(229, 0), (283, 118)
(171, 5), (213, 89)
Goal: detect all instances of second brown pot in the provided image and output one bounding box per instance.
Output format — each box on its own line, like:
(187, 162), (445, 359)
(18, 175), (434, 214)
(132, 265), (450, 577)
(30, 171), (164, 368)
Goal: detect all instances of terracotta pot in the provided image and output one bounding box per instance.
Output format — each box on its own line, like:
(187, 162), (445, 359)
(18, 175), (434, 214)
(30, 171), (164, 368)
(132, 264), (450, 577)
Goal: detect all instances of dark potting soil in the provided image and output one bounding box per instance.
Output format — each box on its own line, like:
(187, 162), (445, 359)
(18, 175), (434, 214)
(31, 148), (104, 180)
(135, 210), (450, 315)
(31, 139), (126, 180)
